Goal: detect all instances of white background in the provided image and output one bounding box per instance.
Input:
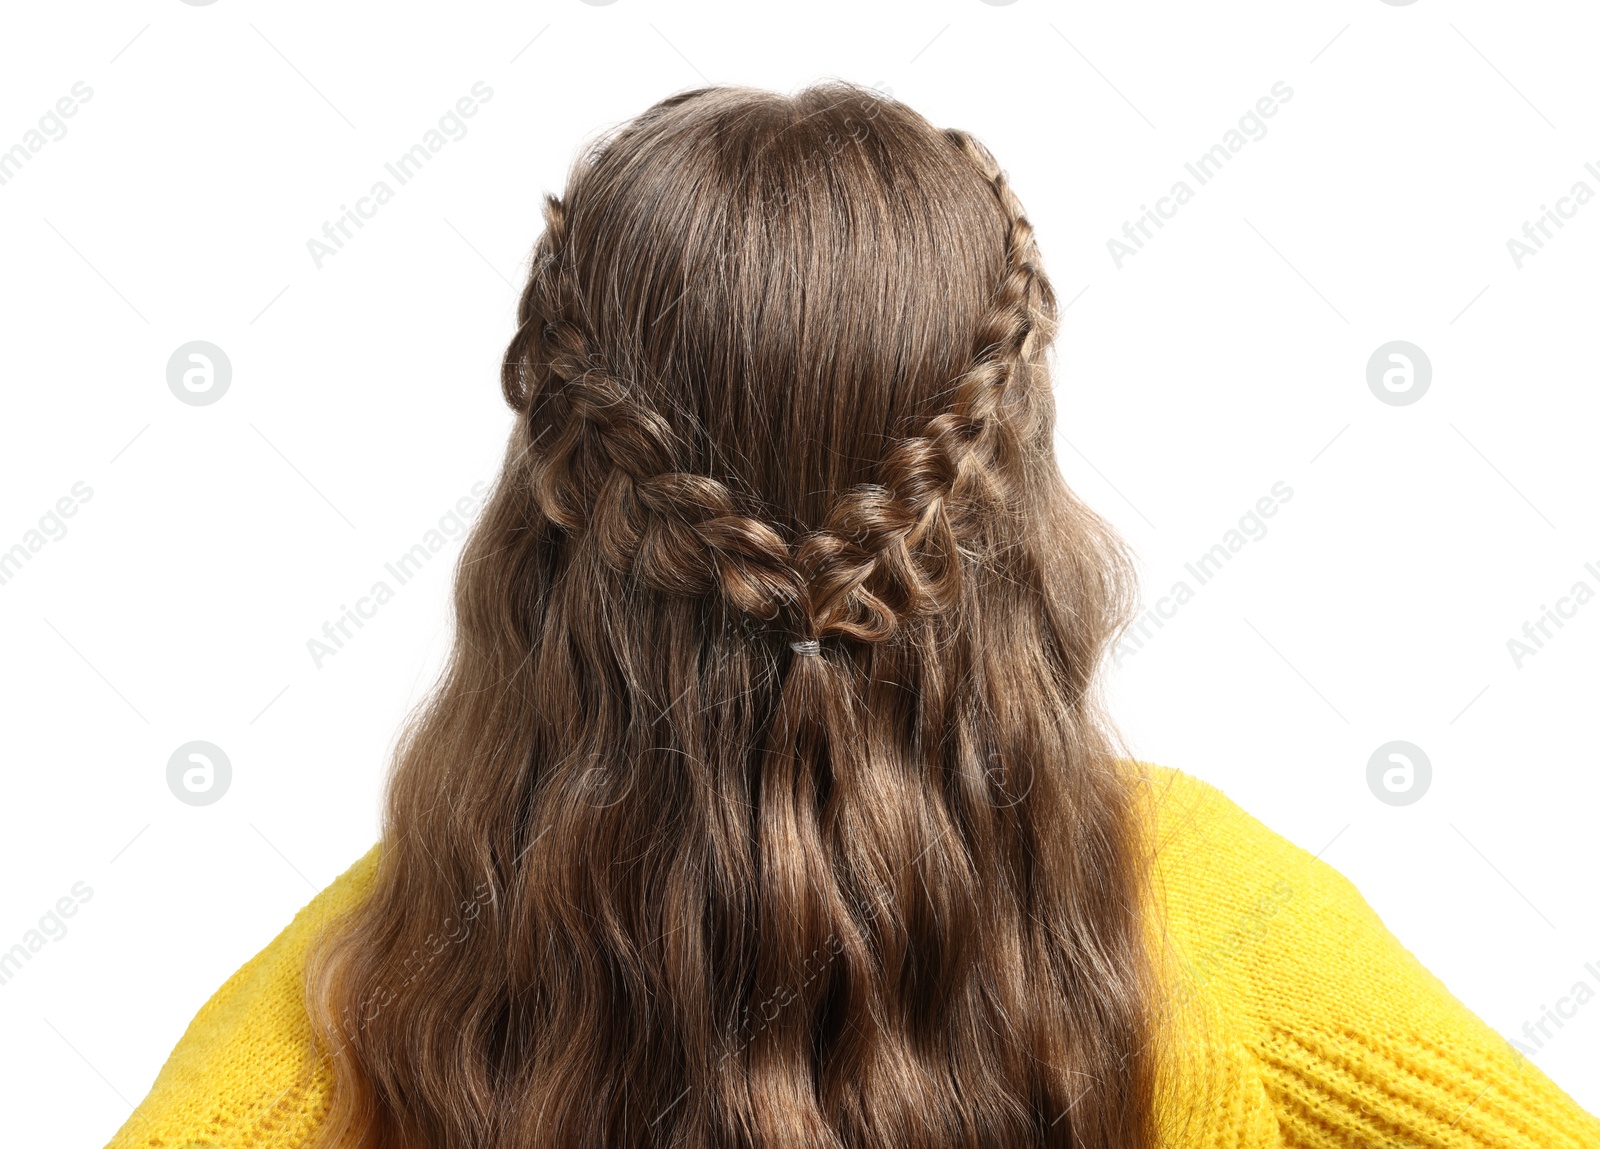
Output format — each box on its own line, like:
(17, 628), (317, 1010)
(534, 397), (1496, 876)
(1, 0), (1597, 1142)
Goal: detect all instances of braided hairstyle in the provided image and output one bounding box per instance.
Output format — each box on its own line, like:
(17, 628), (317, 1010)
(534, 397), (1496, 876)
(502, 125), (1053, 649)
(304, 83), (1166, 1149)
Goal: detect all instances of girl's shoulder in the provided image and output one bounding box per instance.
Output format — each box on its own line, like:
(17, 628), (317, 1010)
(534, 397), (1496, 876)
(1130, 760), (1600, 1149)
(102, 844), (380, 1149)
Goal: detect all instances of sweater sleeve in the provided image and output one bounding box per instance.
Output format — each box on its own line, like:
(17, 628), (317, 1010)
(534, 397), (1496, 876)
(1145, 764), (1600, 1149)
(103, 844), (380, 1149)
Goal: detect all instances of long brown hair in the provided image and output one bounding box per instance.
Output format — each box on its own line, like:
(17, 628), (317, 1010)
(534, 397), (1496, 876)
(303, 81), (1163, 1149)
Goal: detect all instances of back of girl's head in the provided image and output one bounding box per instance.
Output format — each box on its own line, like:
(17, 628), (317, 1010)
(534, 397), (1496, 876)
(509, 84), (1023, 535)
(501, 82), (1095, 650)
(304, 81), (1166, 1149)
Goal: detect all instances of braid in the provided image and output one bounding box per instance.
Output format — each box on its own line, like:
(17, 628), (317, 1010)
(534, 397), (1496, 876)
(791, 130), (1058, 643)
(504, 194), (802, 624)
(503, 134), (1057, 647)
(940, 127), (1058, 444)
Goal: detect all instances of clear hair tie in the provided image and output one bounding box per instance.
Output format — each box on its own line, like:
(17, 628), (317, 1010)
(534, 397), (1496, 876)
(790, 638), (822, 657)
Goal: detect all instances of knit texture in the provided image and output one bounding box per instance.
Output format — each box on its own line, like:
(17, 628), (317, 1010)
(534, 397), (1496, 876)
(103, 764), (1600, 1148)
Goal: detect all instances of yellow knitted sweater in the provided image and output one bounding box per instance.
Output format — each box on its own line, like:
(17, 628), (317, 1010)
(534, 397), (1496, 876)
(104, 764), (1600, 1148)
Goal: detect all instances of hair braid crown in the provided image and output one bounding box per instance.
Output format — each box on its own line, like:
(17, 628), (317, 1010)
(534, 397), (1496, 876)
(501, 130), (1057, 649)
